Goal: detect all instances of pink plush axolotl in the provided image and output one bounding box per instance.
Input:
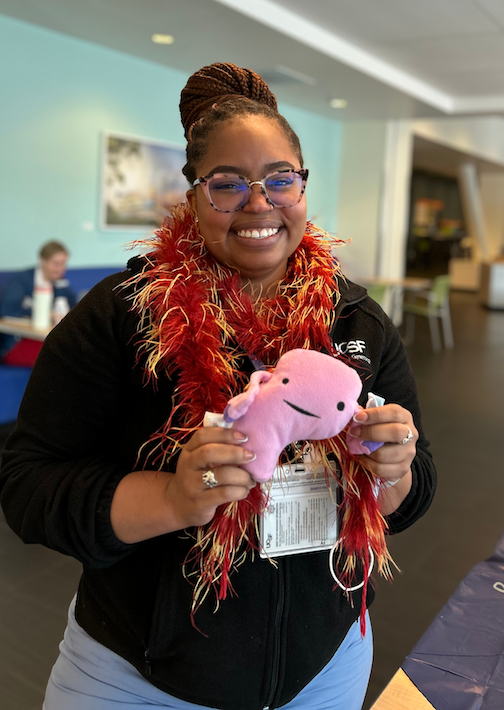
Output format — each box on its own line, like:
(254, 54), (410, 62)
(221, 348), (382, 483)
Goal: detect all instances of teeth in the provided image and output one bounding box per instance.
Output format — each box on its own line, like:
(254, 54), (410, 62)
(235, 227), (280, 239)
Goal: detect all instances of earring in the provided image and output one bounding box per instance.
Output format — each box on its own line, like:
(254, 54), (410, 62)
(194, 215), (199, 224)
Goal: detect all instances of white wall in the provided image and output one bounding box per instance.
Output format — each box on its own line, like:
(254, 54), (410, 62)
(335, 118), (414, 291)
(0, 14), (343, 271)
(378, 121), (414, 280)
(480, 172), (504, 260)
(334, 121), (388, 281)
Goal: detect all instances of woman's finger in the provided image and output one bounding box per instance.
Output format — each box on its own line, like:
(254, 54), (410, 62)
(349, 421), (417, 446)
(199, 464), (256, 491)
(353, 403), (407, 426)
(186, 441), (256, 472)
(349, 403), (417, 445)
(366, 441), (416, 464)
(183, 426), (248, 452)
(360, 455), (411, 480)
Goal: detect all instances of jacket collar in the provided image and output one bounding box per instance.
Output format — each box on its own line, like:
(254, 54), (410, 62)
(335, 277), (367, 315)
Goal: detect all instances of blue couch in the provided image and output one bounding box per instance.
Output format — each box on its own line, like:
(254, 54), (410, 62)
(0, 266), (122, 424)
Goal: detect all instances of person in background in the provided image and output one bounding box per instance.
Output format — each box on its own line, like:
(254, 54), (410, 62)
(1, 240), (76, 321)
(0, 240), (76, 365)
(0, 64), (436, 710)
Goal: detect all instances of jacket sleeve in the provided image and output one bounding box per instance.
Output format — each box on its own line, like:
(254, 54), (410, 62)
(368, 312), (437, 534)
(0, 270), (32, 317)
(0, 273), (139, 567)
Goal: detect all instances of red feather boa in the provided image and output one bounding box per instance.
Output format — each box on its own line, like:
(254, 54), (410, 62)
(126, 202), (392, 631)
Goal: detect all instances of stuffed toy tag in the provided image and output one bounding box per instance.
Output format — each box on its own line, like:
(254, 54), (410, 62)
(205, 349), (380, 483)
(346, 392), (385, 456)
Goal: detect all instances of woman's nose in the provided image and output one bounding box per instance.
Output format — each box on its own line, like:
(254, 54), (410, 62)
(242, 184), (273, 213)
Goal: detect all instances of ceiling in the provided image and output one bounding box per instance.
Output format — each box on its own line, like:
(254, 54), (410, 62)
(412, 135), (504, 177)
(2, 0), (504, 121)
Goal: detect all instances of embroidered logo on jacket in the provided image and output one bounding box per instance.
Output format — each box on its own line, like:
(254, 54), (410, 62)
(334, 340), (371, 364)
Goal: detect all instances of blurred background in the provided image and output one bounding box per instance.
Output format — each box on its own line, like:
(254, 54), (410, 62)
(1, 1), (504, 708)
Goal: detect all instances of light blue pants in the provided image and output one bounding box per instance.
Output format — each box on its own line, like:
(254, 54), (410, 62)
(43, 597), (372, 710)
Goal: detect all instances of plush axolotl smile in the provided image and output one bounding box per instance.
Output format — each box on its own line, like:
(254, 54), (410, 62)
(283, 400), (321, 418)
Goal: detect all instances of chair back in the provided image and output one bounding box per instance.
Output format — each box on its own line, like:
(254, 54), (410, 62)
(430, 275), (451, 307)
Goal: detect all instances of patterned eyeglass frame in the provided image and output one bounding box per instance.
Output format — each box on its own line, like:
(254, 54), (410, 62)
(192, 168), (309, 213)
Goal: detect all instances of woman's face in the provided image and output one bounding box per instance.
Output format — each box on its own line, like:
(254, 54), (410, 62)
(186, 115), (307, 292)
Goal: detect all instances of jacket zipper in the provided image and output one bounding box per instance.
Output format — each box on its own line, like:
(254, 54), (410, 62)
(144, 649), (152, 677)
(263, 562), (285, 709)
(263, 292), (365, 709)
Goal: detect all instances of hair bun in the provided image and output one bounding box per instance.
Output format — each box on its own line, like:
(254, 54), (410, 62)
(180, 63), (277, 139)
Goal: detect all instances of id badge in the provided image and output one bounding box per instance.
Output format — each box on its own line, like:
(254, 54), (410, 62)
(259, 461), (338, 559)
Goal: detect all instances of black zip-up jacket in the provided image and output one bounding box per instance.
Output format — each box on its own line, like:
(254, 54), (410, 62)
(0, 263), (436, 710)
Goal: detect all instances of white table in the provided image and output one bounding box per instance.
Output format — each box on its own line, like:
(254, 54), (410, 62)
(0, 317), (50, 341)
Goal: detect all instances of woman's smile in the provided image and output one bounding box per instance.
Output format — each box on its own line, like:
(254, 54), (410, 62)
(233, 226), (282, 240)
(230, 221), (285, 245)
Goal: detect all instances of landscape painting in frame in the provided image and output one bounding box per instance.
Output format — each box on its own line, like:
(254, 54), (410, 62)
(102, 133), (187, 230)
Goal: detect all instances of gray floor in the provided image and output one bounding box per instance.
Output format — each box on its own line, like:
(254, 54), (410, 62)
(0, 290), (503, 709)
(0, 471), (81, 709)
(365, 290), (504, 707)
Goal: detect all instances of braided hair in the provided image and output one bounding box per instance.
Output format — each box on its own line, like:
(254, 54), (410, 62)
(180, 63), (303, 184)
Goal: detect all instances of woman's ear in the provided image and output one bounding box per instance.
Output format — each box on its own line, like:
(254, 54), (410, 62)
(186, 189), (196, 211)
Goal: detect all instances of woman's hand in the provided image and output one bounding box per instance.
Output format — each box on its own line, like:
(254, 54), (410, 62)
(110, 427), (256, 544)
(348, 403), (417, 514)
(349, 403), (417, 481)
(167, 427), (257, 530)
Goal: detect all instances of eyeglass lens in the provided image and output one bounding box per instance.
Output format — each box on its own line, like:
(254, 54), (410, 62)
(207, 171), (304, 211)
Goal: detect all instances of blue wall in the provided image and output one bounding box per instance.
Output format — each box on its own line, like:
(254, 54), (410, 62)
(0, 14), (342, 270)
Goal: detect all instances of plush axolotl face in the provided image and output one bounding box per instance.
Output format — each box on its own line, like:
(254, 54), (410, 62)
(223, 349), (364, 482)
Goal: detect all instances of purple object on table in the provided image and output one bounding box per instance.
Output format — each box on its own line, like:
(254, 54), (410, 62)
(402, 532), (504, 709)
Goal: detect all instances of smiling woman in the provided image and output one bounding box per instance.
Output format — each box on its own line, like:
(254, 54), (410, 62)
(0, 62), (436, 710)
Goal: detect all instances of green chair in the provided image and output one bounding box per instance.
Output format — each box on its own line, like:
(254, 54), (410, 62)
(403, 275), (453, 353)
(366, 283), (388, 308)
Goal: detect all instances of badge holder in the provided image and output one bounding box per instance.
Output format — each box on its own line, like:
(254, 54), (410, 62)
(259, 456), (339, 559)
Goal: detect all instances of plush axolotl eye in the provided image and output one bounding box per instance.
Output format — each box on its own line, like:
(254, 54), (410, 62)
(337, 402), (345, 411)
(282, 378), (289, 384)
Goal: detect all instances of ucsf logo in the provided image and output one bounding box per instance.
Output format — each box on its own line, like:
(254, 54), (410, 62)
(335, 340), (367, 355)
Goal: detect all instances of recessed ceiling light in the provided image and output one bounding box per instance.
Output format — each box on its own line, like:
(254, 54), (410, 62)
(151, 34), (174, 44)
(329, 99), (347, 109)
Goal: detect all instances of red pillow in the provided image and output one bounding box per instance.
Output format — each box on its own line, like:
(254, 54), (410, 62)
(2, 338), (43, 367)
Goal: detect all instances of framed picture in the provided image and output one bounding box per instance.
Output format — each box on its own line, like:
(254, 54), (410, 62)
(101, 132), (187, 230)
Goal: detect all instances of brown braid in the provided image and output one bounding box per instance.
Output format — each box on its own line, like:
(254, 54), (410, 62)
(179, 62), (303, 184)
(180, 63), (277, 138)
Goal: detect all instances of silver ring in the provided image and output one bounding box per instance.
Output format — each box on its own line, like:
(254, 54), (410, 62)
(202, 469), (218, 488)
(401, 427), (414, 445)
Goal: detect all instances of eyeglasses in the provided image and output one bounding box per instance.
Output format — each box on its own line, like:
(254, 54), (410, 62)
(192, 168), (309, 212)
